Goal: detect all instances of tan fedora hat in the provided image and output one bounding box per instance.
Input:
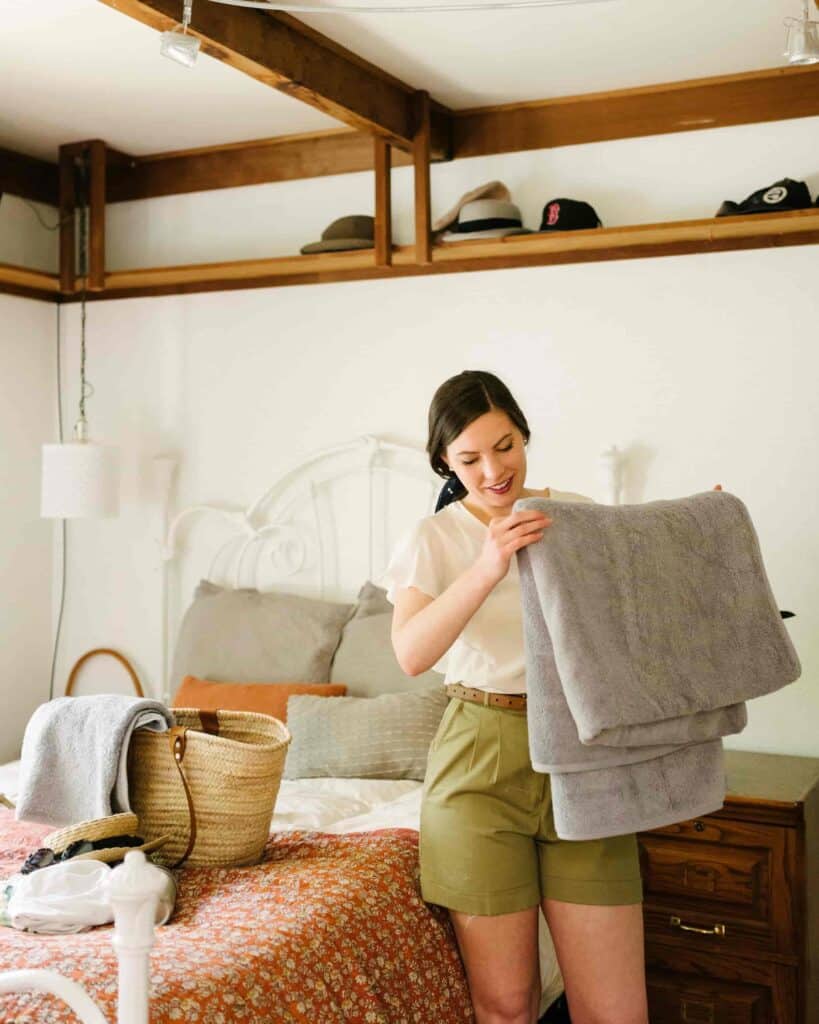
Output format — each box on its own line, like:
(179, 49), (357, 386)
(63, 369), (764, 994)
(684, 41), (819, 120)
(432, 180), (511, 234)
(300, 215), (375, 254)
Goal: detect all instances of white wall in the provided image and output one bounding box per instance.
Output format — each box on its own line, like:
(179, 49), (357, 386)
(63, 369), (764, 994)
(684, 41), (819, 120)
(51, 239), (818, 758)
(0, 196), (59, 272)
(0, 296), (56, 762)
(2, 114), (817, 760)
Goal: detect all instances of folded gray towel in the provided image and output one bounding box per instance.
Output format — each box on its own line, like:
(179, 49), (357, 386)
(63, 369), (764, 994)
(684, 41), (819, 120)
(16, 695), (174, 827)
(515, 491), (801, 840)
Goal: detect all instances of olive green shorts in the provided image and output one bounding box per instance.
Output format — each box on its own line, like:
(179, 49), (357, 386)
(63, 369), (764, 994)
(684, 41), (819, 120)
(420, 698), (644, 917)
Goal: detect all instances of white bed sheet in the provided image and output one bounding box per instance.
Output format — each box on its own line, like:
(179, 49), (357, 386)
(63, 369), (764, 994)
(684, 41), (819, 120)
(1, 762), (564, 1012)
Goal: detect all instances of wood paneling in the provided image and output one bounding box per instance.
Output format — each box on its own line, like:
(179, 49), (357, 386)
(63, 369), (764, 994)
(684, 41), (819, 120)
(454, 64), (819, 158)
(0, 147), (58, 206)
(96, 0), (450, 155)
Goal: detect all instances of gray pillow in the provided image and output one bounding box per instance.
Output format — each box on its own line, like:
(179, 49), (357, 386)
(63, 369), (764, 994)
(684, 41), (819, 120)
(171, 581), (353, 690)
(330, 581), (443, 697)
(283, 686), (449, 781)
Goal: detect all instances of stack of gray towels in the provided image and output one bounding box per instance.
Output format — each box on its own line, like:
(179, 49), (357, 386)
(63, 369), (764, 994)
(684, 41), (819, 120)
(515, 490), (801, 841)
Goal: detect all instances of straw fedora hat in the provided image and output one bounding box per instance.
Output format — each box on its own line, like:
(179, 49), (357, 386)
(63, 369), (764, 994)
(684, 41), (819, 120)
(43, 812), (170, 865)
(440, 198), (532, 241)
(300, 215), (375, 254)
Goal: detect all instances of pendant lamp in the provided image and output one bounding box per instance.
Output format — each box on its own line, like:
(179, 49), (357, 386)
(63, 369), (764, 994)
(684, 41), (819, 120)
(41, 161), (119, 520)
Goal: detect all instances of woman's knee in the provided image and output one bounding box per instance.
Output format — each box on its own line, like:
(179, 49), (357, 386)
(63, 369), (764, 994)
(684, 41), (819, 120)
(470, 979), (539, 1024)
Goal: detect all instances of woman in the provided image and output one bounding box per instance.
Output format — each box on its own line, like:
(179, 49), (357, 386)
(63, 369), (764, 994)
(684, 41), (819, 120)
(381, 370), (649, 1024)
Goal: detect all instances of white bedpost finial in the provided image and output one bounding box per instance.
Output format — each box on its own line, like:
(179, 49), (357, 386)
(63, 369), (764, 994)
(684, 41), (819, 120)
(599, 445), (624, 506)
(106, 851), (168, 1024)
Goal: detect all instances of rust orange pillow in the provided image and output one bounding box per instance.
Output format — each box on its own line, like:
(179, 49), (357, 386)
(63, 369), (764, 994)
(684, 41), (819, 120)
(172, 677), (347, 723)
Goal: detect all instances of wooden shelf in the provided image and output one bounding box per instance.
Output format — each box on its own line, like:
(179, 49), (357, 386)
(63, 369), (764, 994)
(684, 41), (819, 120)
(4, 208), (819, 304)
(0, 262), (60, 302)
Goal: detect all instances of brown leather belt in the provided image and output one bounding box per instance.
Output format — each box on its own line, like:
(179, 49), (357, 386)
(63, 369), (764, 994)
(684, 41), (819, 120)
(445, 683), (527, 712)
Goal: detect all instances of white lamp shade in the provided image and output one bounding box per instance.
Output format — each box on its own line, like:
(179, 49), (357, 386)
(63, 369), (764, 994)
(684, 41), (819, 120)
(41, 441), (120, 519)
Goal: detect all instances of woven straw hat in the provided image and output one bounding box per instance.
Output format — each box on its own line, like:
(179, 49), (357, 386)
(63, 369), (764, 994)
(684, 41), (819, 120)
(44, 813), (170, 865)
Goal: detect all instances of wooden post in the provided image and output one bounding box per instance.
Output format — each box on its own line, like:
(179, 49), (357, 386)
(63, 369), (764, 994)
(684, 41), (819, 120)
(58, 145), (77, 294)
(87, 141), (107, 292)
(374, 138), (392, 267)
(413, 91), (432, 266)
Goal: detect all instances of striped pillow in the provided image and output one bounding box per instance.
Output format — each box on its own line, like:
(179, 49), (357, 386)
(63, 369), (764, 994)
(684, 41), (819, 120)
(283, 687), (449, 781)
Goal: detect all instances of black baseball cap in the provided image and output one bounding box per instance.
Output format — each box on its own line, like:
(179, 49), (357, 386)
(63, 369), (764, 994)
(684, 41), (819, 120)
(715, 178), (812, 217)
(539, 198), (602, 232)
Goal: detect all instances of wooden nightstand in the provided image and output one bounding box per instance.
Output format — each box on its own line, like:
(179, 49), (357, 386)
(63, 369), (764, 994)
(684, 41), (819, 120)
(637, 749), (819, 1024)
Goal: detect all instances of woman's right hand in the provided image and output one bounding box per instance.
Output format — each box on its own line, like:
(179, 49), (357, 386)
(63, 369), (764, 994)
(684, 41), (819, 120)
(476, 509), (552, 586)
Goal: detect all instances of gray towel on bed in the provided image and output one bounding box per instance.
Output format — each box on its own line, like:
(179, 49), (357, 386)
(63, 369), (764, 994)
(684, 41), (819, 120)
(515, 491), (801, 840)
(16, 695), (174, 827)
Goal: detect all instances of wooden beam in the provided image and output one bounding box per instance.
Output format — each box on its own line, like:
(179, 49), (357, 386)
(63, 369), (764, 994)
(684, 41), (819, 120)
(62, 209), (819, 303)
(97, 0), (451, 156)
(88, 141), (107, 292)
(0, 262), (60, 302)
(100, 64), (819, 204)
(106, 129), (413, 203)
(0, 147), (58, 206)
(413, 92), (432, 267)
(374, 139), (392, 268)
(454, 64), (819, 158)
(58, 145), (77, 294)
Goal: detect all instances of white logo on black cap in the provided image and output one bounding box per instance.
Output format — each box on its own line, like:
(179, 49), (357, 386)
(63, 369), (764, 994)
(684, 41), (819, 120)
(763, 186), (787, 205)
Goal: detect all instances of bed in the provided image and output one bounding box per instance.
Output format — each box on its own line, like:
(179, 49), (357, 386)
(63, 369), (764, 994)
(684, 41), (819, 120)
(0, 435), (566, 1023)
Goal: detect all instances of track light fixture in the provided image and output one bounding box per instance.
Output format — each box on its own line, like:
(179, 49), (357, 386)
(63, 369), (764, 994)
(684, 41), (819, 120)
(160, 0), (201, 67)
(784, 0), (819, 65)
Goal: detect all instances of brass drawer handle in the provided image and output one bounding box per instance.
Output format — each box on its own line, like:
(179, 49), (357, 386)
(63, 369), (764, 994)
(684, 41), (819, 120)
(670, 915), (726, 937)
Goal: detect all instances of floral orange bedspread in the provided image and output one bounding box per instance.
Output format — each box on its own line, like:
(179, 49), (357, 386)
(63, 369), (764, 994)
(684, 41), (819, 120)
(0, 809), (473, 1023)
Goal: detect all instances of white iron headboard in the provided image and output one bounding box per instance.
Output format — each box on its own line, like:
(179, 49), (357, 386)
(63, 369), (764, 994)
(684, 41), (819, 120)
(158, 435), (440, 700)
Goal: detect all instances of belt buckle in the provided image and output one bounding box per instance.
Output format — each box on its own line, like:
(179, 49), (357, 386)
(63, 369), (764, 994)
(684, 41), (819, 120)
(482, 691), (490, 707)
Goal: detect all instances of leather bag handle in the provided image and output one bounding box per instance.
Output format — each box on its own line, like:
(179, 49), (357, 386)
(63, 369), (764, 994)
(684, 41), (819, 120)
(65, 648), (144, 697)
(167, 711), (221, 869)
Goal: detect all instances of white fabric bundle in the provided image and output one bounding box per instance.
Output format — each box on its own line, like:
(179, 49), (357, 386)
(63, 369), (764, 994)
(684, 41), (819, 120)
(8, 860), (114, 934)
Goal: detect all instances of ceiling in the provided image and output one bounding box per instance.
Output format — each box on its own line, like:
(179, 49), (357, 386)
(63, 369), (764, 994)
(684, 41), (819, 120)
(0, 0), (802, 162)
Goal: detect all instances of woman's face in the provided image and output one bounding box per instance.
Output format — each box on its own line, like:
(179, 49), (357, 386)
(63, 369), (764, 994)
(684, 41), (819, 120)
(443, 408), (528, 518)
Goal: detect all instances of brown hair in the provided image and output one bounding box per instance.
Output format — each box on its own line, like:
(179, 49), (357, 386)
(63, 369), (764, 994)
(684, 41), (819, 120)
(426, 370), (530, 481)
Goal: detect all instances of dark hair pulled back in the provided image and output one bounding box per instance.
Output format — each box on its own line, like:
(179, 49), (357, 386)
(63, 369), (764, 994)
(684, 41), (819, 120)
(426, 371), (530, 509)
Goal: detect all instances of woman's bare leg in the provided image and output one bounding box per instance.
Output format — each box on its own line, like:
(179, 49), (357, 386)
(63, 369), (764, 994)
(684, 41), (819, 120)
(541, 899), (649, 1024)
(450, 906), (541, 1024)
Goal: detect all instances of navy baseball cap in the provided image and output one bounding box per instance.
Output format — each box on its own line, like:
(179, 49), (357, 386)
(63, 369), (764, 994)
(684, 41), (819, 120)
(539, 198), (602, 232)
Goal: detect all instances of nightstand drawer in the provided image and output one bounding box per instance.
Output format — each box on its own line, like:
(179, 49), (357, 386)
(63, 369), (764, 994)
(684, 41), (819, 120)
(647, 969), (771, 1024)
(637, 816), (796, 956)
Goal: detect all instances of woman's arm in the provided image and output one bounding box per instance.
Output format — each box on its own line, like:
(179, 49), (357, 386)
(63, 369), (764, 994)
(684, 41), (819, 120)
(391, 508), (551, 677)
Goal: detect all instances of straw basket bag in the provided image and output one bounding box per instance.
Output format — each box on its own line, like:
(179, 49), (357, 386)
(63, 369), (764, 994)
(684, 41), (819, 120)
(128, 708), (291, 868)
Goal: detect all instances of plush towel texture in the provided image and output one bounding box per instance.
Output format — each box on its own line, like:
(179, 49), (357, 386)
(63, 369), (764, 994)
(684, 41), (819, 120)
(16, 696), (174, 827)
(515, 491), (801, 840)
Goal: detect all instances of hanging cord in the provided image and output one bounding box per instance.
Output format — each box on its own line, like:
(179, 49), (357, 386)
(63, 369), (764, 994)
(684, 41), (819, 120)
(46, 152), (93, 701)
(75, 157), (94, 441)
(48, 305), (67, 702)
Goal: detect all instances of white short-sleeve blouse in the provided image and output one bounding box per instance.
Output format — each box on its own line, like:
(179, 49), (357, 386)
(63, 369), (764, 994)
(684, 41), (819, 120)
(379, 488), (594, 694)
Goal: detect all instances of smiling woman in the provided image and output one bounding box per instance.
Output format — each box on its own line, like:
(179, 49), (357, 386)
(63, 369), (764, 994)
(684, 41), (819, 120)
(384, 369), (647, 1024)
